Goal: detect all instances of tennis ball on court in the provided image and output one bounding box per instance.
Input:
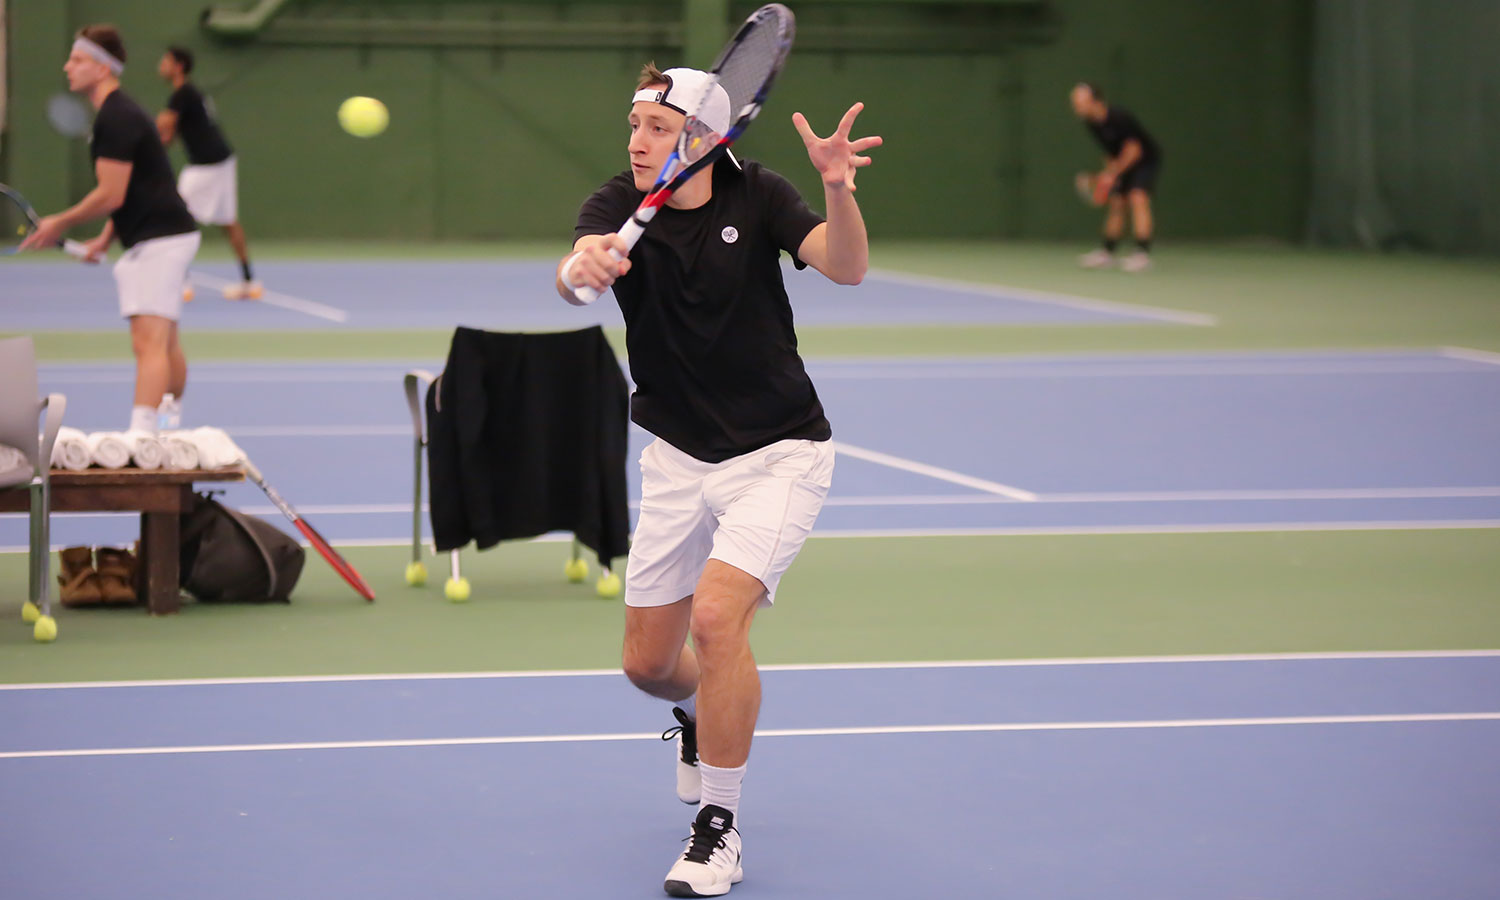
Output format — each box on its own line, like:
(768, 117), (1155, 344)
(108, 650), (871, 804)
(404, 560), (428, 587)
(338, 96), (388, 138)
(21, 601), (40, 624)
(34, 615), (58, 643)
(595, 572), (622, 599)
(444, 576), (471, 603)
(564, 557), (588, 583)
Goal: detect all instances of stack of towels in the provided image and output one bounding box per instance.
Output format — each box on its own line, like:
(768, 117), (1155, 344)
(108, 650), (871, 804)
(50, 427), (246, 471)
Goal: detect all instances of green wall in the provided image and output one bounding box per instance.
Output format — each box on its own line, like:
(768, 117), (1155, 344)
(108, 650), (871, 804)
(3, 0), (1310, 243)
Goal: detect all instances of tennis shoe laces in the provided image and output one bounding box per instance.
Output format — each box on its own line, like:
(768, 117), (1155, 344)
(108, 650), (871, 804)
(662, 706), (701, 804)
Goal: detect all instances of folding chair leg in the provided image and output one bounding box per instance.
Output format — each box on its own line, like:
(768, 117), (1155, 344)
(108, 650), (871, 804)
(444, 550), (470, 602)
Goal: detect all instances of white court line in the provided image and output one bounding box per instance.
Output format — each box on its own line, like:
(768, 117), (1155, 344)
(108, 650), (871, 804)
(832, 441), (1037, 501)
(1441, 346), (1500, 367)
(187, 270), (349, 323)
(866, 268), (1219, 327)
(813, 361), (1481, 379)
(4, 712), (1496, 761)
(3, 649), (1496, 692)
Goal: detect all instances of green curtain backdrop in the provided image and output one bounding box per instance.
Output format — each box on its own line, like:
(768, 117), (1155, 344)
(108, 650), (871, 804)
(1308, 0), (1500, 254)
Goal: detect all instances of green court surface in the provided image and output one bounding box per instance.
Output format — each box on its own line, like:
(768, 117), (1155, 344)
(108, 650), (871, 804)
(4, 240), (1498, 683)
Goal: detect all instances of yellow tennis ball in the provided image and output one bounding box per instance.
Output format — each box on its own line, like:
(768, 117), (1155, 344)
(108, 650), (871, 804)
(21, 601), (41, 624)
(404, 560), (428, 587)
(564, 557), (588, 583)
(595, 572), (622, 599)
(338, 96), (388, 138)
(34, 615), (58, 643)
(444, 576), (471, 603)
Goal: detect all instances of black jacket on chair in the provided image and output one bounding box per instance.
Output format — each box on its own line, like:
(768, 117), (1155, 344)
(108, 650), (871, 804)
(426, 326), (630, 567)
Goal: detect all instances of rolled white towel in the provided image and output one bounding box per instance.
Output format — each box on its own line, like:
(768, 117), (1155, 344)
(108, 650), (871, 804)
(0, 444), (26, 473)
(186, 426), (246, 469)
(159, 431), (201, 470)
(86, 431), (132, 469)
(124, 430), (167, 470)
(51, 426), (93, 471)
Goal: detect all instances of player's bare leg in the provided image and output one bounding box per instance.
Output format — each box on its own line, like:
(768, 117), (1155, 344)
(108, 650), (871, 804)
(1122, 189), (1154, 272)
(624, 595), (704, 804)
(128, 315), (173, 431)
(1080, 194), (1129, 268)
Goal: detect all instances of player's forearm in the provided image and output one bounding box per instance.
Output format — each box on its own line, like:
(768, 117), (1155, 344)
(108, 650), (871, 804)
(54, 186), (123, 229)
(820, 183), (868, 285)
(1106, 141), (1142, 176)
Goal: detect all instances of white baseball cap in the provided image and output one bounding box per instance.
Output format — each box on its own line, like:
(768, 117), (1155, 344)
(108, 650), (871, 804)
(631, 67), (732, 136)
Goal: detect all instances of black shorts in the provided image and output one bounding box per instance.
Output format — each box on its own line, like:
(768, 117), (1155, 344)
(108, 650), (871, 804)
(1114, 159), (1161, 196)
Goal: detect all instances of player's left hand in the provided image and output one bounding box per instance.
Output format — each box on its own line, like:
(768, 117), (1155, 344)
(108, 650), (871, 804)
(18, 214), (65, 252)
(792, 103), (883, 192)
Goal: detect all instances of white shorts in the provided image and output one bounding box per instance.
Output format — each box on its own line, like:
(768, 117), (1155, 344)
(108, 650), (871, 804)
(177, 156), (239, 226)
(625, 437), (835, 608)
(113, 230), (202, 321)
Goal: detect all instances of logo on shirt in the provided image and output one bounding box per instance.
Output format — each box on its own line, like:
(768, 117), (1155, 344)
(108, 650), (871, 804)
(721, 226), (739, 244)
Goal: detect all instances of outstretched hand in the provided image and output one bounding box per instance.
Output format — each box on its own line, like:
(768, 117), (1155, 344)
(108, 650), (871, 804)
(791, 103), (883, 192)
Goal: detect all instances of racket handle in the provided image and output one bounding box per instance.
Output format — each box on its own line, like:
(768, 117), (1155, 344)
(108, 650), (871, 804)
(61, 239), (90, 261)
(570, 215), (650, 305)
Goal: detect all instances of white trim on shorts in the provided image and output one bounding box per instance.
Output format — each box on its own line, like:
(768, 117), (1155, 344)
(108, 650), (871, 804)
(113, 230), (202, 321)
(624, 437), (835, 608)
(177, 155), (239, 226)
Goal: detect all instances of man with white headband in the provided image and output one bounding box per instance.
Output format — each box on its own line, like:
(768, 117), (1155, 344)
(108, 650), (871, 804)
(557, 63), (881, 897)
(22, 25), (200, 436)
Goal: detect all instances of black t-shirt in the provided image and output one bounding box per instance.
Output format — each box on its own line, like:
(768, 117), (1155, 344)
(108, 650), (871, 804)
(575, 160), (831, 463)
(166, 82), (233, 165)
(1086, 106), (1161, 166)
(90, 90), (197, 248)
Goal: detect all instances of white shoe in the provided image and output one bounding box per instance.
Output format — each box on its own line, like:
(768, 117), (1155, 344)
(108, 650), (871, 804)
(223, 280), (264, 300)
(663, 707), (701, 804)
(1120, 251), (1152, 273)
(664, 805), (743, 897)
(1078, 249), (1115, 269)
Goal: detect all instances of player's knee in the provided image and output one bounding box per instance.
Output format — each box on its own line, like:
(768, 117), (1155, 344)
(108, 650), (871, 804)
(622, 648), (678, 690)
(689, 598), (753, 656)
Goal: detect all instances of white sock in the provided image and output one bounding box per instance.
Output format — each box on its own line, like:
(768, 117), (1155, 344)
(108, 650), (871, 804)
(129, 405), (158, 435)
(675, 694), (696, 720)
(699, 761), (745, 818)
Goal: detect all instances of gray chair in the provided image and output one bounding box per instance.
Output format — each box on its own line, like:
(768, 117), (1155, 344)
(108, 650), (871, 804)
(0, 336), (67, 642)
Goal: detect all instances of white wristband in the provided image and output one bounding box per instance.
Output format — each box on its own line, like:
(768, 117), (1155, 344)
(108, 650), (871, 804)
(560, 252), (585, 292)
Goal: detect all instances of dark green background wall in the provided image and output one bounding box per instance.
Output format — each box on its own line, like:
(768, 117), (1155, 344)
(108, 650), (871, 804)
(4, 0), (1310, 244)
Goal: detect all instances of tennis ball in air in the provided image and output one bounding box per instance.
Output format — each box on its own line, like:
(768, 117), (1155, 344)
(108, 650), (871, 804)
(595, 572), (622, 599)
(404, 560), (428, 587)
(338, 96), (389, 138)
(444, 576), (471, 603)
(21, 601), (40, 624)
(564, 557), (588, 583)
(34, 615), (58, 643)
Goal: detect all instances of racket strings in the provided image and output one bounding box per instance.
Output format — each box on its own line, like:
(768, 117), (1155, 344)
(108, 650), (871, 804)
(714, 15), (791, 115)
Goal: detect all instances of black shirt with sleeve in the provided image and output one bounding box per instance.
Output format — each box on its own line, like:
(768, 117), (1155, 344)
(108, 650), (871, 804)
(575, 160), (831, 463)
(166, 82), (233, 165)
(90, 89), (196, 248)
(1086, 106), (1162, 167)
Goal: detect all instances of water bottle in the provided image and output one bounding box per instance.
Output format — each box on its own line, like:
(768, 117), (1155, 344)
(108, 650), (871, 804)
(157, 393), (180, 431)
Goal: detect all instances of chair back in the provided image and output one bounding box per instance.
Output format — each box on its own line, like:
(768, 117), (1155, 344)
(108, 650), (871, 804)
(0, 336), (43, 471)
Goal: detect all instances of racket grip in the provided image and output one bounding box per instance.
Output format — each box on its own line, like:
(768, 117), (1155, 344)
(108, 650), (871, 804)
(569, 216), (649, 305)
(61, 239), (91, 260)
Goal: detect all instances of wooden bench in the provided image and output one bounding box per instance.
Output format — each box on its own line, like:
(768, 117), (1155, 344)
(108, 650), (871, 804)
(0, 467), (246, 616)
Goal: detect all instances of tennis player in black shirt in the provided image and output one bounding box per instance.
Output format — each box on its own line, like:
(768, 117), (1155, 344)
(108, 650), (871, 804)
(1072, 82), (1162, 272)
(157, 46), (260, 300)
(22, 25), (200, 434)
(557, 64), (880, 896)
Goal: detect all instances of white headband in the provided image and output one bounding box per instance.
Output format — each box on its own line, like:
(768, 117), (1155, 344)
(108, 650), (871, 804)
(73, 37), (124, 75)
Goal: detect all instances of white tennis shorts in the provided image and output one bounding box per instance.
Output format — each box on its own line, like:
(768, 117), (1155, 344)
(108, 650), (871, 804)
(625, 436), (835, 608)
(113, 230), (201, 321)
(177, 156), (239, 226)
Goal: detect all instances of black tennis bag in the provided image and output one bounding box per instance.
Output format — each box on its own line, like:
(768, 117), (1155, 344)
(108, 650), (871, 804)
(179, 492), (305, 603)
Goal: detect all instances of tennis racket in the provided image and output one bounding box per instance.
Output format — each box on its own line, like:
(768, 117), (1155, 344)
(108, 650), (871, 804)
(1074, 171), (1112, 207)
(1, 183), (92, 259)
(240, 457), (377, 601)
(572, 2), (796, 304)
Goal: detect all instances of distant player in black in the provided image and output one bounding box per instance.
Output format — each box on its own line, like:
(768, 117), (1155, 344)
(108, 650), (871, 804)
(1072, 82), (1161, 272)
(557, 63), (880, 896)
(22, 24), (201, 435)
(157, 45), (260, 300)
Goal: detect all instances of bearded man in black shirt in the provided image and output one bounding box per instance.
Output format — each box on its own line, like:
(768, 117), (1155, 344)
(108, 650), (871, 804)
(1072, 82), (1162, 272)
(22, 24), (200, 435)
(557, 63), (880, 897)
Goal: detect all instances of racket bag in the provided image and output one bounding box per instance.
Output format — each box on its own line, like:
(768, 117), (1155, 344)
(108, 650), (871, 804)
(179, 492), (305, 603)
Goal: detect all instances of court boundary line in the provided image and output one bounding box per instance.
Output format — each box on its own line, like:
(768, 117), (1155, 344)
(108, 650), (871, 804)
(865, 268), (1219, 326)
(1440, 346), (1500, 367)
(5, 712), (1497, 760)
(3, 649), (1496, 691)
(831, 442), (1037, 500)
(187, 270), (350, 323)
